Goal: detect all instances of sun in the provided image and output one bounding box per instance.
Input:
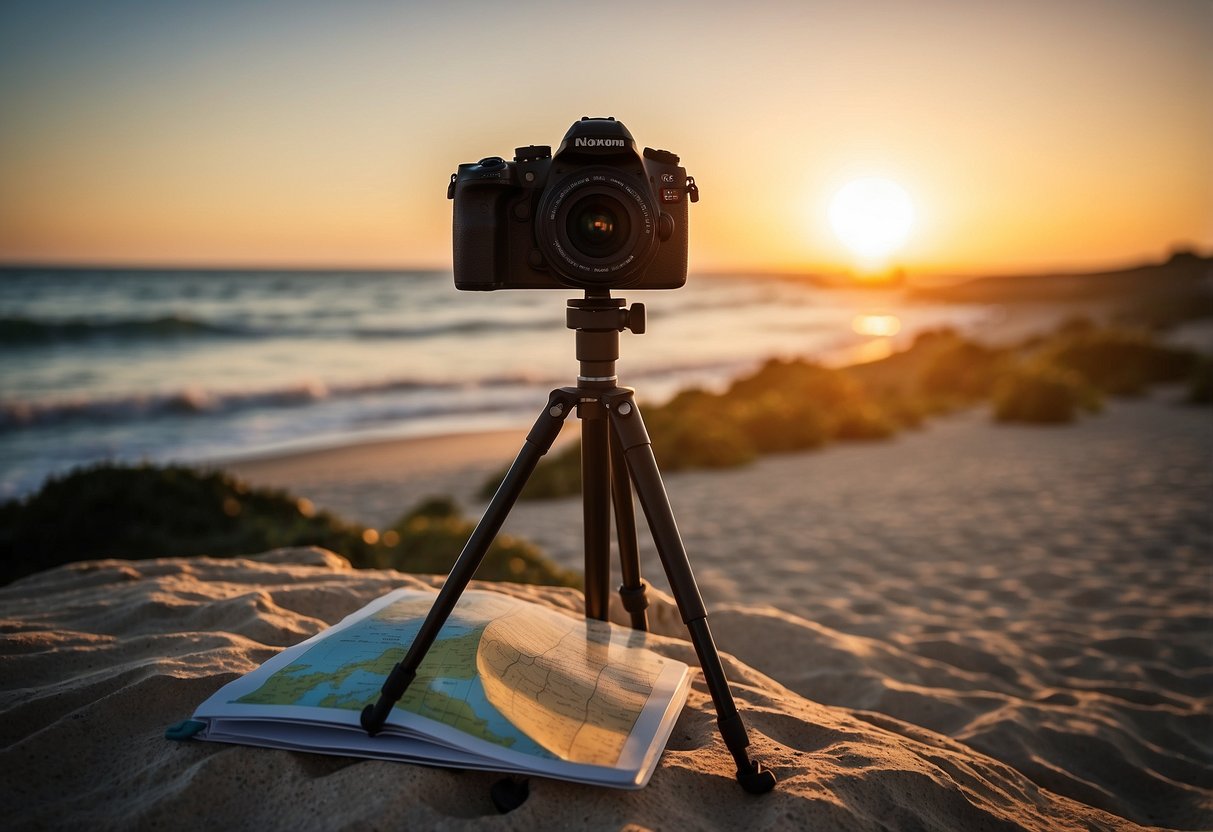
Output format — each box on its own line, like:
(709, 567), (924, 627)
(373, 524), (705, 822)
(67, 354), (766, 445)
(828, 177), (915, 262)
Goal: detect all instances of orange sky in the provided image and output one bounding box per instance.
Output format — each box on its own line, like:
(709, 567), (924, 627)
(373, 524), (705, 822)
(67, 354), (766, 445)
(1, 0), (1209, 276)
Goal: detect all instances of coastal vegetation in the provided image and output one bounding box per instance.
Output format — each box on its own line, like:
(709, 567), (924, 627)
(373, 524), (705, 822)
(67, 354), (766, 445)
(0, 465), (579, 588)
(483, 320), (1210, 500)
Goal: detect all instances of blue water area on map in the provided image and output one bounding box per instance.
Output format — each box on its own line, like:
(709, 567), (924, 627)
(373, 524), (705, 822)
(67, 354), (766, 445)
(417, 673), (551, 758)
(263, 607), (554, 759)
(294, 668), (385, 708)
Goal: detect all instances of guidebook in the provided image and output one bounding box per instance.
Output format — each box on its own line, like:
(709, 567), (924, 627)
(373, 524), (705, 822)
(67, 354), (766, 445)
(191, 588), (692, 789)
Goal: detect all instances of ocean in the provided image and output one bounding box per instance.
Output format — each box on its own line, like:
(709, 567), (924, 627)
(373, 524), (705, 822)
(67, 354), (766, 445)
(0, 268), (993, 499)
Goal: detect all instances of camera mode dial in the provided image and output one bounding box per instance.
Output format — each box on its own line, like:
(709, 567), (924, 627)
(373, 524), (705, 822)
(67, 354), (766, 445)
(514, 145), (552, 163)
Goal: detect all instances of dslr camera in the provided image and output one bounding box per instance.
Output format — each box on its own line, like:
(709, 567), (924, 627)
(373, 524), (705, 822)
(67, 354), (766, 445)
(449, 117), (698, 291)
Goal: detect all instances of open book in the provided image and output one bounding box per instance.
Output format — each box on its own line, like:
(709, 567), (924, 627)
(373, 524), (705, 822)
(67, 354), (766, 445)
(191, 588), (692, 789)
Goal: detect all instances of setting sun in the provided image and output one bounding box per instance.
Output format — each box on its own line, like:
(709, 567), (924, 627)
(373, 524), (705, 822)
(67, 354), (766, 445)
(828, 178), (916, 263)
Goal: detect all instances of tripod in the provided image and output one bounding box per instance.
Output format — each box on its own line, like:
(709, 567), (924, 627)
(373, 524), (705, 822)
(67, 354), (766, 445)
(360, 291), (776, 794)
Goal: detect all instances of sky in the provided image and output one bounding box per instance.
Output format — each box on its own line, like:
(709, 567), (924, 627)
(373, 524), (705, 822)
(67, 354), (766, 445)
(0, 0), (1210, 276)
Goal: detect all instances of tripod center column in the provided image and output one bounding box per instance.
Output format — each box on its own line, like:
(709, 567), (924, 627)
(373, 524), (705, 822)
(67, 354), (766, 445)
(566, 295), (627, 388)
(575, 329), (619, 386)
(566, 294), (630, 622)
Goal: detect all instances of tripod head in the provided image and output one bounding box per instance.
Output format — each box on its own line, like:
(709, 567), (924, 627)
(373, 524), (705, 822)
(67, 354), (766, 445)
(566, 291), (645, 389)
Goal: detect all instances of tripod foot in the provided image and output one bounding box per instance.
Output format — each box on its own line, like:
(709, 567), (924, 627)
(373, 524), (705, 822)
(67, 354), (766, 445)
(360, 703), (384, 737)
(489, 777), (530, 813)
(736, 760), (777, 794)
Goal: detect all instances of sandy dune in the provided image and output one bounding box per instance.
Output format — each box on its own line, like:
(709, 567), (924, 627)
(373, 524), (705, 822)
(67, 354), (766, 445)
(0, 550), (1179, 831)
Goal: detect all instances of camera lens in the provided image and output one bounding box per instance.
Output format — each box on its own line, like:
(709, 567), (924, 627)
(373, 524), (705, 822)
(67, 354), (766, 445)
(568, 196), (631, 259)
(538, 168), (659, 288)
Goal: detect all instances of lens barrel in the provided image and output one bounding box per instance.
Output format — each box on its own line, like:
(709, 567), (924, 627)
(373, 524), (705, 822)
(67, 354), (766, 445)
(537, 168), (658, 288)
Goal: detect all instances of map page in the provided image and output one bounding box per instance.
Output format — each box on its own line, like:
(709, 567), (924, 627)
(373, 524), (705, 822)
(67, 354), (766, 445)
(191, 589), (691, 789)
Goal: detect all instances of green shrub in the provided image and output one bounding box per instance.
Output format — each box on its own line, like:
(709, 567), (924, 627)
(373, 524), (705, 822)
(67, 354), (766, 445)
(729, 391), (829, 453)
(478, 442), (582, 501)
(728, 358), (899, 442)
(1041, 329), (1199, 396)
(844, 328), (1006, 420)
(831, 402), (898, 440)
(639, 388), (755, 468)
(917, 338), (1008, 400)
(729, 358), (857, 410)
(0, 463), (373, 584)
(377, 496), (579, 587)
(662, 386), (726, 414)
(647, 410), (757, 470)
(992, 364), (1103, 424)
(0, 464), (576, 587)
(869, 392), (931, 429)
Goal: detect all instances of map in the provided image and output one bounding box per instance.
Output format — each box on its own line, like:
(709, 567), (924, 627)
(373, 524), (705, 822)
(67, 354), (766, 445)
(232, 591), (672, 766)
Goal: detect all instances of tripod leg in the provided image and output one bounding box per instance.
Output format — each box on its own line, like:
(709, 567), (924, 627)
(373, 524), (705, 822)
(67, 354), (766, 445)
(360, 390), (575, 736)
(581, 402), (611, 622)
(607, 392), (777, 794)
(610, 428), (649, 631)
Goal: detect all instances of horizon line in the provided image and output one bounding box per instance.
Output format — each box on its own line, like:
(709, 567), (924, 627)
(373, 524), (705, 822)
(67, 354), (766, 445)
(0, 246), (1207, 282)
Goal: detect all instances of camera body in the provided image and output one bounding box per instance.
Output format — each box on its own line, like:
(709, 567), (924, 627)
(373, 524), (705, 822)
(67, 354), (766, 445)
(449, 117), (697, 291)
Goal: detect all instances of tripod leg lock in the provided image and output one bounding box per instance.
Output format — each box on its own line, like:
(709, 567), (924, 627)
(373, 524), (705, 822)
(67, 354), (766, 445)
(528, 390), (577, 445)
(617, 582), (650, 613)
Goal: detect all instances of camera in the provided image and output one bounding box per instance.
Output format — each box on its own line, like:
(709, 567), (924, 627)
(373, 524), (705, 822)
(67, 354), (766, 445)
(449, 117), (698, 291)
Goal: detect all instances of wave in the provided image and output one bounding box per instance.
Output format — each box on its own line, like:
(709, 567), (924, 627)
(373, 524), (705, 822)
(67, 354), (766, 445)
(352, 316), (564, 340)
(0, 315), (239, 344)
(0, 373), (572, 436)
(0, 312), (564, 346)
(0, 353), (759, 433)
(0, 283), (820, 348)
(3, 387), (293, 430)
(0, 376), (449, 431)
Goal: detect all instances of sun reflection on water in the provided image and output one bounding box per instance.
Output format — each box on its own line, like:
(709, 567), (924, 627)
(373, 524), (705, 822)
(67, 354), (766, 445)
(852, 314), (902, 337)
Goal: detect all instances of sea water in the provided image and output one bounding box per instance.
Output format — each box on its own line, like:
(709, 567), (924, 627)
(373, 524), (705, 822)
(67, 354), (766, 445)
(0, 268), (991, 498)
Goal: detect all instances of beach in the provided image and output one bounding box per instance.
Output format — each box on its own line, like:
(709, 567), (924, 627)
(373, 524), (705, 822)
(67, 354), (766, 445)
(4, 387), (1208, 829)
(227, 387), (1212, 828)
(4, 262), (1212, 829)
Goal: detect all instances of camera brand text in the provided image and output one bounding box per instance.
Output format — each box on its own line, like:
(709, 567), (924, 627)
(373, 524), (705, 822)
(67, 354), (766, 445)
(574, 138), (627, 148)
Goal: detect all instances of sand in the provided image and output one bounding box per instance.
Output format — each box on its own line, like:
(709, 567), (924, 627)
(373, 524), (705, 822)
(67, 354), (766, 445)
(3, 392), (1210, 829)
